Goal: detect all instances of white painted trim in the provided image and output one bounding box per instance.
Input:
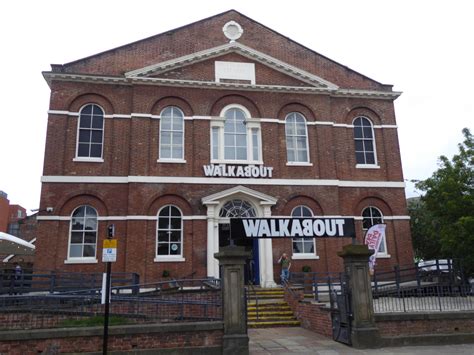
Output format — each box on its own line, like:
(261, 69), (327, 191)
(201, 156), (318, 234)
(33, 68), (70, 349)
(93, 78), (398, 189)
(47, 110), (398, 129)
(64, 258), (98, 264)
(292, 254), (320, 260)
(157, 159), (187, 164)
(375, 254), (391, 259)
(154, 257), (186, 262)
(41, 175), (406, 188)
(38, 215), (210, 221)
(38, 214), (410, 222)
(286, 162), (313, 167)
(73, 157), (104, 163)
(356, 164), (380, 169)
(43, 72), (401, 100)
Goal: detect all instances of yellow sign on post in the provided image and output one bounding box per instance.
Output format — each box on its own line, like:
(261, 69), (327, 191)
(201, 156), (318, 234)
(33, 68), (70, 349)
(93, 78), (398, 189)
(102, 239), (117, 262)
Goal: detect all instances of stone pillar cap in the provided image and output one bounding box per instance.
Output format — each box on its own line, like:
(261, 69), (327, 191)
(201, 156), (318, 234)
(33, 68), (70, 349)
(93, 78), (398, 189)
(337, 244), (374, 258)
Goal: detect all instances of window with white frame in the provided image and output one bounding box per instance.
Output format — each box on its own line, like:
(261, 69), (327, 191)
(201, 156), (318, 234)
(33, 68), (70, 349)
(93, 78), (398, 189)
(285, 112), (309, 163)
(69, 205), (98, 259)
(159, 106), (184, 160)
(292, 205), (316, 256)
(353, 116), (377, 165)
(211, 105), (261, 163)
(77, 104), (104, 159)
(156, 205), (183, 258)
(362, 206), (387, 255)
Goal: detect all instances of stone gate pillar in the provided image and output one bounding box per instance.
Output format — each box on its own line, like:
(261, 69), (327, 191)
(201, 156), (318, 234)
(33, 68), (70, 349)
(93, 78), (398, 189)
(214, 246), (250, 355)
(337, 244), (380, 348)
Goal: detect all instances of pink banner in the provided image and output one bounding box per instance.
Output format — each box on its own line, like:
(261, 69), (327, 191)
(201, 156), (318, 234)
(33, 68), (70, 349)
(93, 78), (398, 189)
(364, 224), (386, 272)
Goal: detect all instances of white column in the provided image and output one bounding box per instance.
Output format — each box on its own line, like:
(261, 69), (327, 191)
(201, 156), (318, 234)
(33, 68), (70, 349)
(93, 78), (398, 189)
(205, 204), (219, 278)
(259, 205), (277, 287)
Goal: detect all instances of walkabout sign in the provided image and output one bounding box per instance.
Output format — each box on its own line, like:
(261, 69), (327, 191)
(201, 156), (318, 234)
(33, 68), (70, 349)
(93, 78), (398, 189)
(230, 218), (356, 239)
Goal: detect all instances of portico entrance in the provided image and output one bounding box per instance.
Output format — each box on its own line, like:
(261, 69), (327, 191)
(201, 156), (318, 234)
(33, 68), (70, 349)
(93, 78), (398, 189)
(202, 186), (278, 287)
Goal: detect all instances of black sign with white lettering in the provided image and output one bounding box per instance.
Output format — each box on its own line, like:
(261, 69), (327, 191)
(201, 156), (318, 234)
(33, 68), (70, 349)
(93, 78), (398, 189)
(230, 218), (356, 239)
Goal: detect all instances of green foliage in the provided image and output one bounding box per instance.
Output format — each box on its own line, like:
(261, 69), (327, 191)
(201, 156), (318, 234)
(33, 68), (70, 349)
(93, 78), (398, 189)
(302, 265), (312, 272)
(162, 270), (170, 278)
(414, 128), (474, 275)
(59, 315), (129, 327)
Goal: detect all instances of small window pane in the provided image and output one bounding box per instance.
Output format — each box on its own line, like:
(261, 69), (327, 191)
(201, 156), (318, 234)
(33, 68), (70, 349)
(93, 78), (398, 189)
(304, 240), (315, 253)
(161, 132), (171, 144)
(84, 232), (96, 244)
(80, 116), (92, 129)
(170, 231), (181, 242)
(363, 126), (373, 138)
(71, 219), (84, 230)
(172, 147), (183, 159)
(158, 230), (169, 242)
(83, 245), (96, 257)
(161, 117), (171, 130)
(366, 154), (375, 164)
(170, 218), (181, 229)
(79, 130), (90, 143)
(355, 140), (364, 151)
(356, 152), (365, 164)
(236, 147), (247, 160)
(90, 144), (102, 157)
(161, 146), (171, 159)
(91, 130), (102, 143)
(92, 116), (103, 129)
(71, 232), (83, 244)
(170, 243), (181, 255)
(157, 243), (169, 255)
(78, 144), (89, 157)
(70, 245), (82, 258)
(293, 240), (303, 253)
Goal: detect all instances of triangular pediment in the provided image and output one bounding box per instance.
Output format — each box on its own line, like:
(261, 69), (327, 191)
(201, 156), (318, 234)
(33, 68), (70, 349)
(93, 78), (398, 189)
(202, 185), (277, 206)
(125, 42), (338, 90)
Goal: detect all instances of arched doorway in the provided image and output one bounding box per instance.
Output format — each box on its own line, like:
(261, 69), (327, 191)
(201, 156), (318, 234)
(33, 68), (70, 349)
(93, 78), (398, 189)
(202, 185), (278, 287)
(218, 199), (259, 284)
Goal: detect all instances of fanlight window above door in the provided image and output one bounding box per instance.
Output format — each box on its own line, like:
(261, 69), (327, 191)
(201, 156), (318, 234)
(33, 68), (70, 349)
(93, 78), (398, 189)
(219, 199), (256, 218)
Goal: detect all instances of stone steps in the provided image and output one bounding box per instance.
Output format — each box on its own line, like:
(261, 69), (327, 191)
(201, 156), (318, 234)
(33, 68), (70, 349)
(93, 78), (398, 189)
(246, 287), (299, 328)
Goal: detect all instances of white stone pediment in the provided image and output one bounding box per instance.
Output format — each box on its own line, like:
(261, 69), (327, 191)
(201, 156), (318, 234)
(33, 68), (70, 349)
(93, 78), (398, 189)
(125, 42), (338, 90)
(202, 185), (277, 206)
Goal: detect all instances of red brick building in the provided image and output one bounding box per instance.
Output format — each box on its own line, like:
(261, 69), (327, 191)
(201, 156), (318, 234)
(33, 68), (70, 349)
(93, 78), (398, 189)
(36, 10), (414, 286)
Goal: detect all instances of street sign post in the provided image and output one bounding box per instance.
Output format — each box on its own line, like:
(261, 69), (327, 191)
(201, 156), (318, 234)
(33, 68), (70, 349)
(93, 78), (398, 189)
(102, 225), (117, 355)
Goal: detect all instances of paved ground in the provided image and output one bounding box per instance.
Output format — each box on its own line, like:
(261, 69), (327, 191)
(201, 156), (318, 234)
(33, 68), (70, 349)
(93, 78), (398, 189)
(249, 327), (474, 354)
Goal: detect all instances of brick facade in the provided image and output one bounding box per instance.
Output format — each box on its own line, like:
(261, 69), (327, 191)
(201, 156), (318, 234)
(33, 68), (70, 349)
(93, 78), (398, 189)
(37, 10), (414, 284)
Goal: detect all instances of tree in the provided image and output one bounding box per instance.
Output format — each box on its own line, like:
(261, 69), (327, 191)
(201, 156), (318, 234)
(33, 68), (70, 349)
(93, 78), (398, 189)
(414, 128), (474, 275)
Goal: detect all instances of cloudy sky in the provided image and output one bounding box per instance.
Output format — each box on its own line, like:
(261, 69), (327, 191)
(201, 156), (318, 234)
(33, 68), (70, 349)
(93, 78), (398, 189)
(0, 0), (472, 212)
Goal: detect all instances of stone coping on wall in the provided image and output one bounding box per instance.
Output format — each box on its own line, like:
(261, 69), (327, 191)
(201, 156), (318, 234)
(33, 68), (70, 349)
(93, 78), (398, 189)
(0, 321), (224, 342)
(375, 311), (474, 321)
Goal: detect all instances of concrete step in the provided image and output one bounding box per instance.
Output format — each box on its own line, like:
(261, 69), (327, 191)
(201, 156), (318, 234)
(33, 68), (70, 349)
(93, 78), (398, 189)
(248, 315), (297, 321)
(247, 320), (301, 328)
(247, 311), (294, 317)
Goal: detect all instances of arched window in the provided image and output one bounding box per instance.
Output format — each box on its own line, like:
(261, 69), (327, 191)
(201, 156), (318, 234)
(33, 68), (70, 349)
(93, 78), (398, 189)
(362, 206), (387, 255)
(219, 200), (256, 218)
(291, 205), (316, 256)
(285, 112), (309, 163)
(69, 205), (98, 259)
(77, 104), (104, 159)
(157, 205), (183, 258)
(353, 116), (376, 165)
(211, 105), (261, 163)
(159, 106), (184, 160)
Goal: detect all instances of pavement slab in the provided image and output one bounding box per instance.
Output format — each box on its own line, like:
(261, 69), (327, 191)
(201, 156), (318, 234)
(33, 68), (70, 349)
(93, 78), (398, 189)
(248, 327), (474, 355)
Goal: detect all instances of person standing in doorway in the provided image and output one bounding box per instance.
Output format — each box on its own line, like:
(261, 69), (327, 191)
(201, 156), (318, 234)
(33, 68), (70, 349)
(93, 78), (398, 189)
(278, 253), (291, 285)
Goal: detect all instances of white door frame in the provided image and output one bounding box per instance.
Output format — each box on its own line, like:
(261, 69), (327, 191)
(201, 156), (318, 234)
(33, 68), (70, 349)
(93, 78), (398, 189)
(202, 186), (278, 287)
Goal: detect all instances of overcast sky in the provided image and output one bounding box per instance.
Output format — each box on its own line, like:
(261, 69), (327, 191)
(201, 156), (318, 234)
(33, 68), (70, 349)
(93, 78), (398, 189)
(0, 0), (472, 212)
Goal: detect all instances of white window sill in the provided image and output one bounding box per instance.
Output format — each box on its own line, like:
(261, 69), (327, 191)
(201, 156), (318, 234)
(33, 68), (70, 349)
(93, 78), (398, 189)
(286, 162), (313, 166)
(154, 257), (186, 262)
(157, 159), (187, 164)
(292, 254), (320, 260)
(210, 160), (264, 165)
(64, 258), (98, 264)
(356, 164), (380, 169)
(375, 254), (391, 259)
(73, 157), (104, 163)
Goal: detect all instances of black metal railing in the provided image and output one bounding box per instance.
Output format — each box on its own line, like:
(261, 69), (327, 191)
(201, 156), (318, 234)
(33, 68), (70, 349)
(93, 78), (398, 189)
(371, 259), (473, 313)
(0, 269), (140, 295)
(0, 278), (222, 330)
(290, 271), (346, 303)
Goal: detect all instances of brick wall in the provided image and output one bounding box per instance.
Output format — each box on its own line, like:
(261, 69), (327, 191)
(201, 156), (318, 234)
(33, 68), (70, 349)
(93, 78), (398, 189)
(284, 287), (333, 338)
(0, 322), (223, 355)
(376, 313), (474, 337)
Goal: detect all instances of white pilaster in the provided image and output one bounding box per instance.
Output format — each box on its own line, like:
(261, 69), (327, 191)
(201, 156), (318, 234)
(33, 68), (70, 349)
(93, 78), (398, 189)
(259, 204), (277, 287)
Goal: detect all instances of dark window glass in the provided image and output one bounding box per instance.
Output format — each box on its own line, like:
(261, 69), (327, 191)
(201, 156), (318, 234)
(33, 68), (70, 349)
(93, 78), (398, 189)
(77, 104), (104, 158)
(157, 205), (182, 257)
(353, 116), (376, 165)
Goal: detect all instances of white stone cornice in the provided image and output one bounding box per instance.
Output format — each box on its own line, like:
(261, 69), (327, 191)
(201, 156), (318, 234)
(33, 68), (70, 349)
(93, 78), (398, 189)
(41, 175), (406, 189)
(332, 88), (402, 99)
